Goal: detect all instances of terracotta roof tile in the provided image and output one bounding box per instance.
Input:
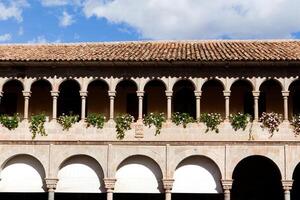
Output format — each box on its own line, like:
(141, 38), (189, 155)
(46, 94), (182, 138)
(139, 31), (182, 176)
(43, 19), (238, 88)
(0, 40), (300, 62)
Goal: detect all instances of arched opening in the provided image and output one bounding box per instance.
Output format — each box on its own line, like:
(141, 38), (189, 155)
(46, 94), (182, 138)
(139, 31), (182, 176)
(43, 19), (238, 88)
(289, 80), (300, 118)
(58, 80), (81, 117)
(29, 80), (52, 119)
(114, 155), (164, 200)
(172, 156), (223, 200)
(87, 80), (109, 118)
(55, 155), (105, 200)
(115, 80), (138, 120)
(291, 162), (300, 200)
(144, 80), (166, 115)
(201, 80), (224, 116)
(0, 155), (47, 200)
(0, 80), (23, 116)
(173, 80), (195, 118)
(259, 80), (283, 116)
(230, 80), (254, 117)
(232, 155), (283, 200)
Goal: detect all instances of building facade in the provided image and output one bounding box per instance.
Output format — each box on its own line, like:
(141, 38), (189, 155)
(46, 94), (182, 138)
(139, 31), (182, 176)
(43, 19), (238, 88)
(0, 41), (300, 200)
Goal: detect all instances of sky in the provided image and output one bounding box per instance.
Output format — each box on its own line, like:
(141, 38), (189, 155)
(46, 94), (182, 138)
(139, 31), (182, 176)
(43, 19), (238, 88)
(0, 0), (300, 43)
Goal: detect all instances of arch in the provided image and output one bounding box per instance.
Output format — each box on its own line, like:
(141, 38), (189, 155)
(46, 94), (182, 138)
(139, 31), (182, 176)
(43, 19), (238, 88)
(57, 78), (82, 91)
(292, 162), (300, 200)
(259, 79), (283, 115)
(230, 79), (254, 91)
(201, 78), (225, 91)
(86, 78), (110, 91)
(143, 78), (167, 92)
(258, 78), (284, 91)
(172, 155), (222, 193)
(30, 79), (53, 91)
(1, 78), (24, 91)
(114, 155), (163, 193)
(56, 155), (105, 193)
(0, 154), (46, 192)
(172, 79), (196, 91)
(289, 79), (300, 117)
(232, 155), (283, 200)
(144, 79), (167, 115)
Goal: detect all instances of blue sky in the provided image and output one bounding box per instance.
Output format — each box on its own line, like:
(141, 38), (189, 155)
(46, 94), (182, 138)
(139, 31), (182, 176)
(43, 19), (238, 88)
(0, 0), (300, 43)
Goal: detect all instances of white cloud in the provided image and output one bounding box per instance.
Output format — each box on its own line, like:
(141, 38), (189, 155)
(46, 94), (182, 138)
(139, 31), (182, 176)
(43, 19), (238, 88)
(41, 0), (82, 7)
(0, 33), (11, 42)
(28, 35), (61, 43)
(59, 11), (75, 27)
(0, 0), (29, 22)
(82, 0), (300, 39)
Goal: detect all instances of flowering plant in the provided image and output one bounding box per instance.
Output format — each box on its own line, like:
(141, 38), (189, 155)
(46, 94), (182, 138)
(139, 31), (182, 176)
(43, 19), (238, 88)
(260, 112), (282, 136)
(291, 114), (300, 136)
(30, 113), (47, 139)
(229, 113), (251, 131)
(200, 113), (222, 133)
(115, 114), (134, 139)
(57, 114), (79, 131)
(171, 112), (195, 128)
(143, 112), (166, 135)
(0, 113), (20, 130)
(85, 113), (106, 129)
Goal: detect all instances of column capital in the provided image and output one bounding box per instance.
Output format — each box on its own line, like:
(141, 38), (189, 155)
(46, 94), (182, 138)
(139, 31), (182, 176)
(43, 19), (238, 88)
(80, 91), (88, 97)
(194, 91), (202, 97)
(252, 91), (260, 97)
(104, 178), (116, 191)
(45, 178), (59, 192)
(22, 91), (31, 97)
(221, 179), (233, 190)
(223, 91), (231, 97)
(108, 91), (116, 97)
(282, 91), (290, 97)
(51, 91), (59, 97)
(165, 91), (173, 97)
(282, 180), (293, 190)
(162, 179), (174, 192)
(136, 91), (144, 97)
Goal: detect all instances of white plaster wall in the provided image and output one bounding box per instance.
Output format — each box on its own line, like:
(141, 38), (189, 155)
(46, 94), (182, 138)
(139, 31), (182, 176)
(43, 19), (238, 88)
(0, 156), (45, 192)
(172, 156), (222, 193)
(114, 156), (162, 193)
(56, 156), (104, 193)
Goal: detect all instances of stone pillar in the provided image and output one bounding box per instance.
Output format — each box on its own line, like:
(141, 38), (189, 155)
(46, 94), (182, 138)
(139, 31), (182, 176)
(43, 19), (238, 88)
(282, 180), (293, 200)
(252, 91), (260, 121)
(282, 91), (289, 122)
(104, 178), (116, 200)
(51, 91), (59, 121)
(108, 91), (116, 121)
(194, 91), (202, 120)
(80, 91), (88, 120)
(166, 91), (173, 121)
(163, 179), (174, 200)
(221, 180), (233, 200)
(45, 178), (58, 200)
(137, 91), (144, 121)
(223, 91), (231, 121)
(23, 91), (31, 120)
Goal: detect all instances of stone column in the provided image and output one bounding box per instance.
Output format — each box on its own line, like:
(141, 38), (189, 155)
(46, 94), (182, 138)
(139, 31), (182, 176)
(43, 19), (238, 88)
(165, 91), (173, 121)
(104, 178), (116, 200)
(282, 180), (293, 200)
(223, 91), (231, 121)
(137, 91), (144, 121)
(51, 91), (59, 121)
(221, 180), (233, 200)
(252, 91), (260, 121)
(45, 178), (58, 200)
(163, 179), (174, 200)
(80, 91), (88, 120)
(282, 91), (289, 122)
(108, 91), (116, 121)
(23, 91), (31, 120)
(194, 91), (202, 120)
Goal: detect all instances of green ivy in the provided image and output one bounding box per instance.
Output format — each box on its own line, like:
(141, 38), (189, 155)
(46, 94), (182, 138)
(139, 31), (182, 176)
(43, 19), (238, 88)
(259, 112), (282, 136)
(115, 114), (134, 139)
(57, 114), (79, 131)
(171, 112), (195, 128)
(229, 113), (251, 131)
(0, 114), (20, 130)
(85, 113), (106, 129)
(143, 112), (166, 135)
(200, 113), (222, 133)
(30, 114), (47, 139)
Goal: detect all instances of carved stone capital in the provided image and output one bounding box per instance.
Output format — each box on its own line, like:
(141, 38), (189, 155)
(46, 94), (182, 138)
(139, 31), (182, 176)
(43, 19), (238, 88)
(221, 179), (233, 191)
(282, 180), (293, 191)
(136, 91), (144, 97)
(223, 91), (231, 97)
(282, 91), (290, 97)
(108, 91), (116, 97)
(22, 91), (31, 97)
(45, 178), (59, 192)
(80, 91), (88, 97)
(50, 91), (59, 97)
(194, 91), (202, 97)
(252, 91), (260, 97)
(162, 179), (174, 192)
(165, 91), (173, 97)
(104, 178), (116, 192)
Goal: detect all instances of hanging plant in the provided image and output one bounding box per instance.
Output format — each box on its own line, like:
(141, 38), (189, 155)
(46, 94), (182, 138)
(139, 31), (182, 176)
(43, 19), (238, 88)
(229, 113), (251, 131)
(0, 114), (20, 130)
(200, 113), (222, 133)
(30, 114), (47, 139)
(260, 112), (282, 136)
(143, 112), (166, 135)
(57, 114), (79, 131)
(171, 112), (195, 128)
(291, 114), (300, 136)
(85, 113), (106, 129)
(115, 114), (134, 139)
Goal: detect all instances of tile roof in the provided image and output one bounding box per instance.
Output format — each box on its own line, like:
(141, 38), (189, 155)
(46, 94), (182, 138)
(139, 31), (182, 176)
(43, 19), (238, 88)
(0, 40), (300, 62)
